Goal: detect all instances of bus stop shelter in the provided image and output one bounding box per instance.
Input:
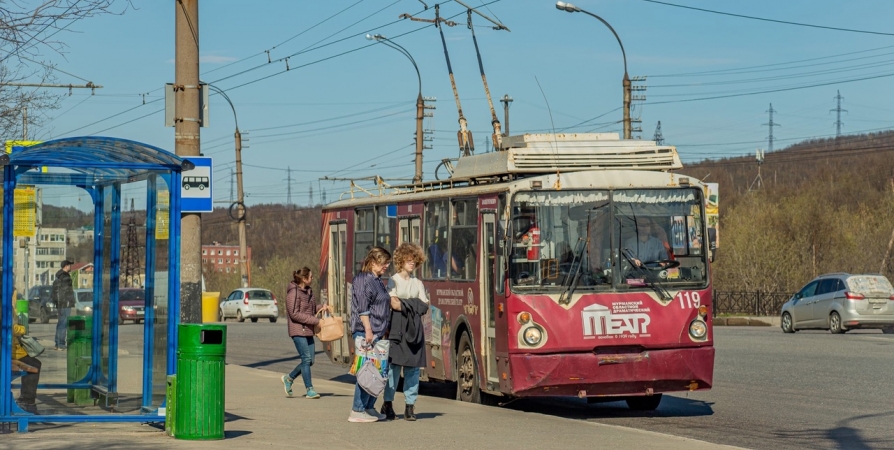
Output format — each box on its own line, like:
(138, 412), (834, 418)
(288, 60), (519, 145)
(0, 137), (189, 432)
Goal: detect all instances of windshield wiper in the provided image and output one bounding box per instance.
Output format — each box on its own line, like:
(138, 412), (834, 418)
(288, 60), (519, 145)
(622, 248), (672, 301)
(558, 236), (587, 305)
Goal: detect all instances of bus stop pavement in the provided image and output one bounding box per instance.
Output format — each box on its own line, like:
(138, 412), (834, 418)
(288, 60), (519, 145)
(5, 364), (747, 449)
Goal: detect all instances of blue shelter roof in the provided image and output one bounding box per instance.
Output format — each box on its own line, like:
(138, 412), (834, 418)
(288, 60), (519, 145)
(2, 136), (188, 186)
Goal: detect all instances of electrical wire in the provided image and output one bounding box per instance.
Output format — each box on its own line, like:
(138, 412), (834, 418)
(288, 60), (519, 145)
(639, 0), (894, 37)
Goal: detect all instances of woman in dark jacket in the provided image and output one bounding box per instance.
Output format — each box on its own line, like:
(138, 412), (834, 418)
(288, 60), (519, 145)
(282, 267), (328, 399)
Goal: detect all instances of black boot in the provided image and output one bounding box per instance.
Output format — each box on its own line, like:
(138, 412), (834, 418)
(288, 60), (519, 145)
(404, 404), (416, 421)
(381, 401), (396, 421)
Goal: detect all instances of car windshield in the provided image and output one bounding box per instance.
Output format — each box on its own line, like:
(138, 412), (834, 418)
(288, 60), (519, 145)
(509, 188), (708, 293)
(247, 290), (273, 300)
(120, 290), (145, 301)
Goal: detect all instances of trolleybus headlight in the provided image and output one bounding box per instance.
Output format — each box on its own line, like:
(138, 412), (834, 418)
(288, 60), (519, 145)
(689, 319), (707, 339)
(523, 326), (543, 346)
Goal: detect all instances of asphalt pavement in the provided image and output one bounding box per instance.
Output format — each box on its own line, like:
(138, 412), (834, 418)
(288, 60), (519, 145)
(4, 363), (746, 449)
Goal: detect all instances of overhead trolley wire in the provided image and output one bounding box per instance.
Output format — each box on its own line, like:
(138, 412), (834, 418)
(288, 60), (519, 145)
(639, 0), (894, 37)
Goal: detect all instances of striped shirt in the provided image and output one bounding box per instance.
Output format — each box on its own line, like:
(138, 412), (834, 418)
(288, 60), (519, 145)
(350, 271), (392, 337)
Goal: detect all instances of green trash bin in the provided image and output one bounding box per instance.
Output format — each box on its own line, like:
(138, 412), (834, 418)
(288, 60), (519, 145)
(16, 299), (29, 334)
(174, 324), (227, 440)
(67, 316), (93, 404)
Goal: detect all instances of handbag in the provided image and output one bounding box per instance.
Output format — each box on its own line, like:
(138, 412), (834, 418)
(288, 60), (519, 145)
(356, 358), (387, 397)
(19, 335), (45, 358)
(314, 310), (344, 342)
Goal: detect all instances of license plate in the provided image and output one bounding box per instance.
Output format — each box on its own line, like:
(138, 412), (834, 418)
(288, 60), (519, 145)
(136, 311), (145, 316)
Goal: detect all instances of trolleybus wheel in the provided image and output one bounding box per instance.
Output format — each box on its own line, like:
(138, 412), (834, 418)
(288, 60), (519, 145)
(456, 332), (481, 404)
(626, 394), (662, 411)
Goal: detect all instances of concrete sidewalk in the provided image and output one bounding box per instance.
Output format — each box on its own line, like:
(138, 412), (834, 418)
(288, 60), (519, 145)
(5, 364), (746, 449)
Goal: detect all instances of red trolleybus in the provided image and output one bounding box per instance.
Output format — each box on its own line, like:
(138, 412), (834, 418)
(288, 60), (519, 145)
(320, 133), (714, 410)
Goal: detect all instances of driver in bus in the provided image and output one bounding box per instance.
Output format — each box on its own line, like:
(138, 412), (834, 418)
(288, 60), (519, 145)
(624, 219), (669, 267)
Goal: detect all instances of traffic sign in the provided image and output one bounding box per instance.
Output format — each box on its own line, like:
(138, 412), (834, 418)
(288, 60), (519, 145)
(181, 157), (213, 213)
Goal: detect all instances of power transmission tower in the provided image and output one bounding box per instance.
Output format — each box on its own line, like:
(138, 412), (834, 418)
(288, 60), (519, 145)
(652, 121), (664, 145)
(830, 90), (847, 138)
(763, 104), (781, 152)
(288, 168), (293, 205)
(121, 199), (143, 287)
(308, 185), (313, 207)
(321, 188), (327, 205)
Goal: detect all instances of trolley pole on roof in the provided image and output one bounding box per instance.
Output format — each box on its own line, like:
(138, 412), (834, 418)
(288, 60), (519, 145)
(175, 0), (202, 323)
(555, 2), (632, 139)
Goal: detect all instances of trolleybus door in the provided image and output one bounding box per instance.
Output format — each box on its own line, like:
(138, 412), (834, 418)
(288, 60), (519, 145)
(482, 213), (500, 387)
(398, 217), (421, 245)
(327, 222), (352, 364)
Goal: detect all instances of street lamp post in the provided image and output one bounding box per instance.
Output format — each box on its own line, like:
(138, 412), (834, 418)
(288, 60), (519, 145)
(366, 33), (426, 184)
(205, 83), (249, 288)
(555, 2), (632, 140)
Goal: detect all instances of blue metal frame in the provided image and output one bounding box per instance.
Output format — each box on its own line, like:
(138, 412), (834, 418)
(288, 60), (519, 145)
(1, 137), (188, 432)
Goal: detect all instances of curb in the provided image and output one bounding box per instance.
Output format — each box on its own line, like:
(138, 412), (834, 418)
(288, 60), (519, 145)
(713, 317), (774, 327)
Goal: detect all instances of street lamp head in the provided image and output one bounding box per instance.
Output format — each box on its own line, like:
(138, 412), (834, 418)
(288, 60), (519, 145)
(366, 33), (385, 41)
(555, 1), (579, 12)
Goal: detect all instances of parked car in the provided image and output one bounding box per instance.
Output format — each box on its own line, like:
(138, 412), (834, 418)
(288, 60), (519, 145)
(118, 288), (146, 325)
(219, 288), (278, 323)
(781, 273), (894, 334)
(74, 289), (94, 317)
(27, 285), (57, 324)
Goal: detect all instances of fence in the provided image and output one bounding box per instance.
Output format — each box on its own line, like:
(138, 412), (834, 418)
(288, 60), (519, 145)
(712, 291), (793, 317)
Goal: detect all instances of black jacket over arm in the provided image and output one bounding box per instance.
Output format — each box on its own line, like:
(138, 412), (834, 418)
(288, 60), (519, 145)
(388, 298), (429, 368)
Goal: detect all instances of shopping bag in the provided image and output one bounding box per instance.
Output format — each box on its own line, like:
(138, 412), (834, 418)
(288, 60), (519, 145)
(356, 359), (387, 397)
(314, 311), (344, 342)
(19, 335), (45, 358)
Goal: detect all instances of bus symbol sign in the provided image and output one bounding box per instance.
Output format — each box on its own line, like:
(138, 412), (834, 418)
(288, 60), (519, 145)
(181, 157), (212, 212)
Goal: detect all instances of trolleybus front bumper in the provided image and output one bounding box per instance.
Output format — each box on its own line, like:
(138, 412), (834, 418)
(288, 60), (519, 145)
(508, 346), (714, 397)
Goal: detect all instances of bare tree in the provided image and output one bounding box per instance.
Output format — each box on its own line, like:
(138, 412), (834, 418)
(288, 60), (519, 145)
(0, 1), (132, 138)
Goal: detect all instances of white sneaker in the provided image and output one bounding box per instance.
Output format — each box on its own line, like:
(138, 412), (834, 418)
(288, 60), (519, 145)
(366, 408), (386, 421)
(348, 410), (378, 423)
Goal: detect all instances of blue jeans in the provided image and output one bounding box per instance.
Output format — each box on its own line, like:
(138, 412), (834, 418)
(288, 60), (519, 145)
(55, 307), (71, 348)
(351, 332), (385, 412)
(288, 336), (315, 389)
(384, 365), (421, 406)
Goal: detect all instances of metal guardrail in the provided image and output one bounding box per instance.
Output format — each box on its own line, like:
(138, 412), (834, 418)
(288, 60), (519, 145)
(712, 291), (793, 317)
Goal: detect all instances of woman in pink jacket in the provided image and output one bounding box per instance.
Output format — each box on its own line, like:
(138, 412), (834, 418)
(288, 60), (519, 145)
(281, 267), (329, 399)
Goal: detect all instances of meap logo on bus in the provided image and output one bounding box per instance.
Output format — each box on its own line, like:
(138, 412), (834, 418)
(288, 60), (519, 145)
(581, 303), (651, 339)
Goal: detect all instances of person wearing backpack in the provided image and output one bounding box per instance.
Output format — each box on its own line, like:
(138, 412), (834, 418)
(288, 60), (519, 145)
(282, 267), (329, 399)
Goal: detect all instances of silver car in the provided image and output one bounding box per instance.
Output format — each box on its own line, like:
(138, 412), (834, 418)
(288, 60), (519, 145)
(781, 273), (894, 334)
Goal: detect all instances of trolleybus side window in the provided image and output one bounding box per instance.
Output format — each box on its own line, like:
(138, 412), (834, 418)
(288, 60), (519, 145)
(450, 199), (478, 281)
(423, 200), (449, 279)
(376, 206), (397, 250)
(496, 195), (506, 294)
(354, 208), (375, 274)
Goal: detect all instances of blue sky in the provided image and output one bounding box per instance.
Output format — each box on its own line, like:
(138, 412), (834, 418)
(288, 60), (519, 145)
(24, 0), (894, 208)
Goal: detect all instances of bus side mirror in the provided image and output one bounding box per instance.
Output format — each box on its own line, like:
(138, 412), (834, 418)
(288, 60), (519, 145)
(707, 228), (717, 263)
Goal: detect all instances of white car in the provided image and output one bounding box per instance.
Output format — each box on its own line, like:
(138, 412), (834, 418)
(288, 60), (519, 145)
(74, 289), (94, 317)
(219, 288), (279, 323)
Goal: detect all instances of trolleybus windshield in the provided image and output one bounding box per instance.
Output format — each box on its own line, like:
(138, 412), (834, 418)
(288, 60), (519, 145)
(510, 188), (708, 292)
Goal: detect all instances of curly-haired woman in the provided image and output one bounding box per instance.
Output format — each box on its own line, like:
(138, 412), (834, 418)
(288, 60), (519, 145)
(380, 243), (429, 421)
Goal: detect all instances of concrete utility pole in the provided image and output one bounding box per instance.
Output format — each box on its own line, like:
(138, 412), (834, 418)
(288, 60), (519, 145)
(175, 0), (202, 323)
(500, 94), (512, 136)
